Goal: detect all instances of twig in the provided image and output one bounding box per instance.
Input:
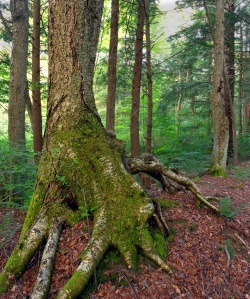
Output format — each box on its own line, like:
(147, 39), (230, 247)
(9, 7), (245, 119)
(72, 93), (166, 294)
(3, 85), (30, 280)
(118, 266), (138, 299)
(224, 245), (231, 267)
(234, 233), (250, 251)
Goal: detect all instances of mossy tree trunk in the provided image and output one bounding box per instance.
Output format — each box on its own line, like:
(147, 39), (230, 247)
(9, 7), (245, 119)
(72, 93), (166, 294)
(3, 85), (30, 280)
(0, 1), (172, 298)
(210, 0), (229, 176)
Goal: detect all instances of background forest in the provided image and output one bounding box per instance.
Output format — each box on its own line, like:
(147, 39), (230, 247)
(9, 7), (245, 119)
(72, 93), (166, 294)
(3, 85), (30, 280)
(0, 0), (250, 206)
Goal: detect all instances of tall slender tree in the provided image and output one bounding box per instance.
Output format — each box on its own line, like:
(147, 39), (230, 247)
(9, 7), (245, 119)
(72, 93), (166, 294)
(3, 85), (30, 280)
(145, 0), (153, 154)
(130, 0), (145, 157)
(106, 0), (119, 135)
(32, 0), (43, 153)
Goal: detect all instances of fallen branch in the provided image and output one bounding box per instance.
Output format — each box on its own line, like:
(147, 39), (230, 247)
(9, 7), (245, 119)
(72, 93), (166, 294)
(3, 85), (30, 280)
(125, 154), (220, 213)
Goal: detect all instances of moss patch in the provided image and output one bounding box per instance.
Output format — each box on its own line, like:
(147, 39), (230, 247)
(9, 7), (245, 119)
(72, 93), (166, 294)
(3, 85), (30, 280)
(155, 198), (179, 208)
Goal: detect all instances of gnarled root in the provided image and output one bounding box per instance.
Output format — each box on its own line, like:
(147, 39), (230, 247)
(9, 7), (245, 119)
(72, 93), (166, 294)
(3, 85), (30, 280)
(31, 219), (62, 299)
(57, 209), (110, 299)
(139, 228), (173, 276)
(126, 153), (219, 213)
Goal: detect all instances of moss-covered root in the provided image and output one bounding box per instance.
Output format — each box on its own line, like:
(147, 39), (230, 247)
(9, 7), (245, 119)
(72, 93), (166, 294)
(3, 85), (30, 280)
(139, 228), (173, 276)
(57, 209), (110, 299)
(126, 154), (219, 213)
(0, 216), (48, 293)
(31, 220), (62, 299)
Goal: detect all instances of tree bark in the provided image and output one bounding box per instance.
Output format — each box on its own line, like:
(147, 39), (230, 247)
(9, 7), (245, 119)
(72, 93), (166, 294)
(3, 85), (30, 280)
(32, 0), (43, 153)
(8, 0), (29, 148)
(130, 0), (145, 157)
(210, 0), (229, 176)
(224, 1), (235, 158)
(145, 0), (153, 154)
(106, 0), (119, 135)
(238, 23), (243, 134)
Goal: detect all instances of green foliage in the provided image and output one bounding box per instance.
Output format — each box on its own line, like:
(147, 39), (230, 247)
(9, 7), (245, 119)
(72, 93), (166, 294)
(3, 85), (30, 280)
(232, 165), (250, 181)
(238, 133), (250, 161)
(0, 212), (21, 249)
(79, 205), (98, 219)
(219, 197), (249, 219)
(0, 140), (37, 206)
(0, 51), (10, 104)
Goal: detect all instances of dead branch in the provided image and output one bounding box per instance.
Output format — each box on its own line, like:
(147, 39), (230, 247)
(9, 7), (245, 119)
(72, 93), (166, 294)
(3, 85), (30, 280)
(125, 154), (220, 213)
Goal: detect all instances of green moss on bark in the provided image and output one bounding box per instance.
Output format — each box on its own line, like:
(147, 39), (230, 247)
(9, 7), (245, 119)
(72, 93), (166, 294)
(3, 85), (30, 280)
(209, 163), (227, 177)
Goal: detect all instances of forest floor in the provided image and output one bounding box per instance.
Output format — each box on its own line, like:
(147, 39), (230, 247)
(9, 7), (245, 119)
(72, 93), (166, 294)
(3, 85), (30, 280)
(0, 161), (250, 299)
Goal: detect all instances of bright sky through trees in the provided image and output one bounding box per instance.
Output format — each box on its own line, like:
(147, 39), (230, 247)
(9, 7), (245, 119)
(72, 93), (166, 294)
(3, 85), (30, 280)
(159, 0), (193, 37)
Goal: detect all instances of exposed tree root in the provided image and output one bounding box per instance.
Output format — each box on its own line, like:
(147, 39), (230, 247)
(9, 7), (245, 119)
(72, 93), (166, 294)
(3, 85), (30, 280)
(57, 209), (110, 299)
(0, 216), (48, 293)
(126, 153), (220, 213)
(31, 220), (62, 299)
(152, 199), (170, 238)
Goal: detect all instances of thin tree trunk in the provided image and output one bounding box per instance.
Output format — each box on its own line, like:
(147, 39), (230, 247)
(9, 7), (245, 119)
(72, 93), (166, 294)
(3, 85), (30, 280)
(145, 0), (152, 154)
(176, 70), (182, 135)
(224, 68), (238, 165)
(225, 1), (235, 161)
(26, 94), (34, 132)
(130, 0), (145, 157)
(238, 23), (243, 134)
(106, 0), (119, 135)
(32, 0), (43, 153)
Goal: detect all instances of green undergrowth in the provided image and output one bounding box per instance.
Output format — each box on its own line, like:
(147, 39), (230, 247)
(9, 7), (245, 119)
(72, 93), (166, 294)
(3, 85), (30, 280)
(0, 139), (37, 206)
(0, 212), (21, 249)
(231, 165), (250, 181)
(219, 197), (249, 219)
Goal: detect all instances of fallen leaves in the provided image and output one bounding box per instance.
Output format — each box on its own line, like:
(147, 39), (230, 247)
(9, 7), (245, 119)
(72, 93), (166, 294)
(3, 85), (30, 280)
(1, 162), (250, 298)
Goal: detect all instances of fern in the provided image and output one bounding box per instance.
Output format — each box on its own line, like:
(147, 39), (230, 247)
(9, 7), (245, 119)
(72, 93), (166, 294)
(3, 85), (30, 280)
(220, 197), (249, 219)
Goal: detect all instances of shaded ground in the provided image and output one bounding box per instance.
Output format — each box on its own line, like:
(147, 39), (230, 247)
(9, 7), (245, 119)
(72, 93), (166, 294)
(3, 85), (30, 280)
(0, 162), (250, 299)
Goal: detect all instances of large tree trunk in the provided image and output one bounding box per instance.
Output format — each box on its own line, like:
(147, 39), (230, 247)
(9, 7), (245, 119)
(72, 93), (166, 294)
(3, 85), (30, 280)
(210, 0), (229, 176)
(0, 1), (173, 297)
